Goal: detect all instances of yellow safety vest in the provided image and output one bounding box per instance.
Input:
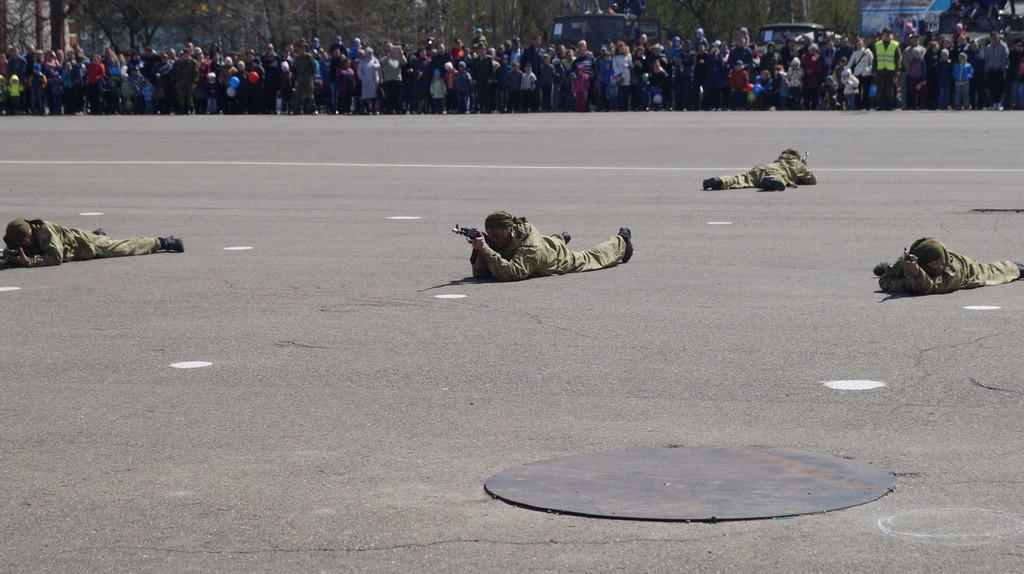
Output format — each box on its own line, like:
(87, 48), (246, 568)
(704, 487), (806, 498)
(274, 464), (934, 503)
(875, 41), (897, 71)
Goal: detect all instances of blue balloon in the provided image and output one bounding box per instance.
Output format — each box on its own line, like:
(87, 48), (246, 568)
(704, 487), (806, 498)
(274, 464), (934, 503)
(229, 76), (241, 88)
(752, 84), (764, 95)
(869, 84), (877, 97)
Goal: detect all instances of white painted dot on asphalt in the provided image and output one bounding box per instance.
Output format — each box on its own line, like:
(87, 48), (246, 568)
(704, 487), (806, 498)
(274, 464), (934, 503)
(386, 216), (422, 220)
(964, 306), (1000, 310)
(223, 246), (254, 251)
(822, 380), (887, 391)
(169, 361), (212, 369)
(0, 287), (20, 292)
(707, 221), (733, 225)
(435, 294), (467, 299)
(79, 212), (104, 216)
(877, 508), (1024, 542)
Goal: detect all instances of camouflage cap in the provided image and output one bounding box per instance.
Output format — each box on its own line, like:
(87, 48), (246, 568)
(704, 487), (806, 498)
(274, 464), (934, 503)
(910, 237), (947, 265)
(4, 218), (31, 248)
(485, 211), (516, 229)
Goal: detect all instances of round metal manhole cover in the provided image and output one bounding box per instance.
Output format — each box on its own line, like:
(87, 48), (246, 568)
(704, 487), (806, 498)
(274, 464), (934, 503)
(485, 446), (895, 521)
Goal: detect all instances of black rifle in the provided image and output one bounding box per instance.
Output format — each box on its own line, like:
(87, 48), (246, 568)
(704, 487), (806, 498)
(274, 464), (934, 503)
(452, 225), (482, 240)
(1, 247), (18, 265)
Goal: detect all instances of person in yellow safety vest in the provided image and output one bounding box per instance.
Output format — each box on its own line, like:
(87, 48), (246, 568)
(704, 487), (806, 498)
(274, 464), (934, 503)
(7, 74), (23, 114)
(874, 28), (901, 110)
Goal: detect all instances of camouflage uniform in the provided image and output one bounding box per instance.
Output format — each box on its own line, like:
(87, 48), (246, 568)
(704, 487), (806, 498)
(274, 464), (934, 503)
(293, 51), (318, 113)
(718, 148), (817, 190)
(471, 221), (627, 281)
(15, 220), (161, 267)
(176, 56), (200, 113)
(878, 237), (1021, 295)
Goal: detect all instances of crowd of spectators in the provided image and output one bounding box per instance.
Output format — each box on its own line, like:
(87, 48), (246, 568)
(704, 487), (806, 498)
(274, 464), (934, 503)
(2, 21), (1023, 117)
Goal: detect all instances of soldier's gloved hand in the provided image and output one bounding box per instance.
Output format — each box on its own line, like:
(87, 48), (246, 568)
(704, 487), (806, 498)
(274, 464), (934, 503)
(471, 234), (491, 255)
(10, 248), (28, 266)
(900, 255), (921, 278)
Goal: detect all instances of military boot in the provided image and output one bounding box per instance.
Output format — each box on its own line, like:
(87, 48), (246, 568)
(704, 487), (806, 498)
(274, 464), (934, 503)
(760, 178), (786, 192)
(702, 177), (724, 190)
(873, 262), (892, 277)
(561, 231), (571, 245)
(159, 236), (185, 253)
(618, 227), (633, 263)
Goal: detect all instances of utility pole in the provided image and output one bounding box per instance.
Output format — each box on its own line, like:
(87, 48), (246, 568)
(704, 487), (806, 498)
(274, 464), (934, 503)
(36, 0), (45, 48)
(0, 0), (7, 50)
(51, 0), (66, 51)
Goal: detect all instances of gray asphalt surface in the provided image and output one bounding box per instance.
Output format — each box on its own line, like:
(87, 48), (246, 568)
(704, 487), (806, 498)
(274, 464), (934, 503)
(2, 112), (1024, 572)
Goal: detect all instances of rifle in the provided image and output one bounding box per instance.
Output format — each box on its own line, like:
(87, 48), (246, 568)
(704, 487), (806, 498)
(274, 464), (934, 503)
(1, 247), (18, 265)
(452, 225), (482, 240)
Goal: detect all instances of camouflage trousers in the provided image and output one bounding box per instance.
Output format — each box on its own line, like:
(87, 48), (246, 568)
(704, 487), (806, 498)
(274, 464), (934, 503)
(177, 86), (195, 112)
(720, 164), (787, 189)
(559, 234), (627, 272)
(76, 232), (161, 260)
(295, 82), (315, 113)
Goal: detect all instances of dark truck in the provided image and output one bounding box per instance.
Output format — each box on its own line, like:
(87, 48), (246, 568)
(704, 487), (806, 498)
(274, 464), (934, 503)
(551, 13), (658, 49)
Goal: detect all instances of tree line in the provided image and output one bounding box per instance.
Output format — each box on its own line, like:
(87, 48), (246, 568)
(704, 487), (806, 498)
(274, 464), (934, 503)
(7, 0), (858, 55)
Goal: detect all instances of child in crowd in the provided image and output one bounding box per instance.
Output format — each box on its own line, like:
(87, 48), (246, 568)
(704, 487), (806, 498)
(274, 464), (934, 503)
(819, 75), (837, 110)
(45, 63), (63, 115)
(430, 69), (446, 114)
(649, 60), (668, 110)
(506, 62), (523, 113)
(29, 64), (47, 115)
(728, 60), (748, 111)
(776, 65), (789, 110)
(520, 62), (537, 112)
(120, 70), (137, 114)
(573, 64), (590, 112)
(936, 49), (953, 109)
(754, 69), (772, 110)
(496, 56), (510, 112)
(444, 61), (457, 112)
(279, 66), (294, 114)
(607, 73), (620, 111)
(8, 75), (22, 115)
(842, 68), (860, 110)
(639, 72), (651, 110)
(206, 72), (219, 115)
(142, 79), (155, 115)
(455, 61), (472, 114)
(952, 52), (973, 110)
(130, 67), (145, 114)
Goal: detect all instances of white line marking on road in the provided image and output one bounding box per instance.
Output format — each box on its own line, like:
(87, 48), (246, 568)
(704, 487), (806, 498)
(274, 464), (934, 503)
(435, 294), (467, 299)
(822, 380), (887, 390)
(169, 361), (212, 369)
(79, 212), (104, 215)
(707, 222), (733, 225)
(5, 160), (1024, 173)
(0, 287), (21, 292)
(223, 246), (254, 251)
(387, 216), (422, 220)
(964, 305), (1000, 310)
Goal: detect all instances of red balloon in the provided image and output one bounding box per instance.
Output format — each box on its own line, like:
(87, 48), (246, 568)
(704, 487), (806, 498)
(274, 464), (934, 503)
(248, 71), (260, 84)
(745, 83), (754, 93)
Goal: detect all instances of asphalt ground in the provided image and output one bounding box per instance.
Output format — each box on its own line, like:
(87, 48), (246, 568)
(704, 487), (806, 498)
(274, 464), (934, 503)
(2, 111), (1024, 572)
